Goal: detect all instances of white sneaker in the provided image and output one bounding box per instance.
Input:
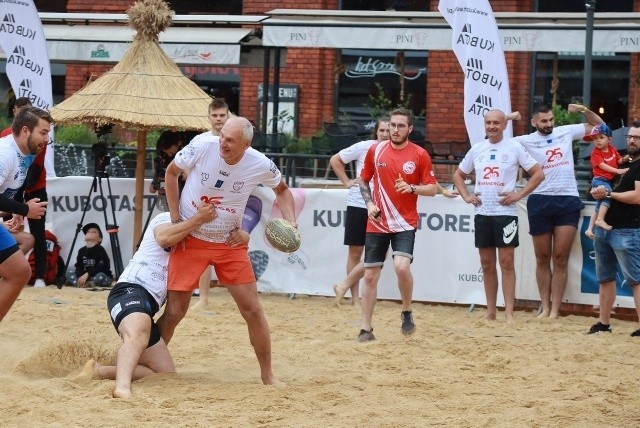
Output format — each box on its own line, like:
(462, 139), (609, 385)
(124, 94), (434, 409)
(34, 279), (46, 288)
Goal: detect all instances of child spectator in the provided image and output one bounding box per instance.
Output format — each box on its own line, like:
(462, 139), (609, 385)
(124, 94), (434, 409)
(66, 223), (113, 288)
(584, 124), (629, 239)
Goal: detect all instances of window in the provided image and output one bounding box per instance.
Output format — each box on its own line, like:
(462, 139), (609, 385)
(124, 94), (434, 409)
(537, 0), (632, 12)
(166, 1), (242, 15)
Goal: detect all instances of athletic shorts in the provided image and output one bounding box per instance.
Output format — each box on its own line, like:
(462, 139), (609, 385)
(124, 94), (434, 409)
(107, 282), (161, 348)
(0, 225), (19, 263)
(474, 215), (519, 248)
(343, 206), (368, 246)
(527, 194), (584, 236)
(594, 227), (640, 287)
(168, 235), (255, 291)
(363, 229), (415, 268)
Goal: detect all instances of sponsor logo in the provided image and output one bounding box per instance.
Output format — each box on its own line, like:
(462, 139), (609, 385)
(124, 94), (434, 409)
(124, 300), (141, 307)
(457, 24), (495, 52)
(0, 14), (37, 40)
(200, 172), (210, 185)
(232, 181), (245, 191)
(402, 161), (416, 175)
(219, 170), (230, 177)
(345, 56), (426, 81)
(468, 93), (493, 117)
(91, 44), (110, 59)
(214, 179), (224, 188)
(502, 220), (517, 244)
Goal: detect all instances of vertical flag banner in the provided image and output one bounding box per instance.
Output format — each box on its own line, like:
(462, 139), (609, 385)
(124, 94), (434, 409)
(438, 0), (512, 144)
(0, 0), (55, 176)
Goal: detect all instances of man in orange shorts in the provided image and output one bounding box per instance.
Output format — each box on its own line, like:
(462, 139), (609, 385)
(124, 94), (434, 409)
(157, 116), (296, 386)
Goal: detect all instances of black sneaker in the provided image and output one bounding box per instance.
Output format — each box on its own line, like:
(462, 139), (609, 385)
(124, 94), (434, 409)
(586, 322), (612, 334)
(401, 311), (415, 335)
(357, 329), (375, 342)
(631, 329), (640, 337)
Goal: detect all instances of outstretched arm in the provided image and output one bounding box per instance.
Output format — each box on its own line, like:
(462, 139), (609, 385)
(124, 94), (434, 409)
(154, 203), (217, 248)
(272, 180), (297, 227)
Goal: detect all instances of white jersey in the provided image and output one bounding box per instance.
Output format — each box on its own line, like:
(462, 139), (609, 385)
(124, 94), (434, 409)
(514, 124), (585, 196)
(338, 139), (377, 208)
(117, 212), (172, 306)
(0, 134), (32, 199)
(175, 132), (281, 242)
(459, 138), (538, 216)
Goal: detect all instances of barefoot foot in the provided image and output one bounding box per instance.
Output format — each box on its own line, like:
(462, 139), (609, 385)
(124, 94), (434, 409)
(81, 359), (99, 379)
(333, 284), (346, 307)
(112, 386), (133, 399)
(595, 219), (613, 231)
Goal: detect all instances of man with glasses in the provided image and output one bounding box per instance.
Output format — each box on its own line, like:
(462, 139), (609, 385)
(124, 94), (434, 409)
(0, 107), (50, 322)
(587, 121), (640, 335)
(514, 104), (604, 319)
(356, 107), (437, 342)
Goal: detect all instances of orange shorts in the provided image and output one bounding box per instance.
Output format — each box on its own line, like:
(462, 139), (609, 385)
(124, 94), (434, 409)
(167, 235), (256, 291)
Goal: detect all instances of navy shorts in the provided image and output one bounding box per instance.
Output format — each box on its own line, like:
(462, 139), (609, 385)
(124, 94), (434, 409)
(107, 282), (161, 348)
(474, 215), (519, 248)
(363, 229), (416, 268)
(343, 206), (368, 246)
(527, 194), (584, 236)
(0, 226), (19, 263)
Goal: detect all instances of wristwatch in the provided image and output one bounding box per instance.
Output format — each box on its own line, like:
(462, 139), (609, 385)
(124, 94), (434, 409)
(606, 191), (612, 199)
(410, 184), (416, 194)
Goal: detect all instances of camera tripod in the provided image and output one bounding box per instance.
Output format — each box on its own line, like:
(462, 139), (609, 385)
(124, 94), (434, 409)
(64, 168), (124, 280)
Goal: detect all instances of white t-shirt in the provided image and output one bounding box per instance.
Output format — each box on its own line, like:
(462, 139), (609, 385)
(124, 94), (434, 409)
(458, 138), (538, 216)
(175, 132), (281, 242)
(117, 212), (172, 306)
(0, 134), (33, 199)
(514, 124), (586, 196)
(338, 139), (377, 208)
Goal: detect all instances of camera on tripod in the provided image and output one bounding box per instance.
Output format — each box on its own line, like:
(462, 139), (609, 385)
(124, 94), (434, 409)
(92, 124), (113, 175)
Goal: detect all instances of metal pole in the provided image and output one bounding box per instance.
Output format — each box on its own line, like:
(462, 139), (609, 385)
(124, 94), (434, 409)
(261, 48), (270, 134)
(582, 0), (596, 108)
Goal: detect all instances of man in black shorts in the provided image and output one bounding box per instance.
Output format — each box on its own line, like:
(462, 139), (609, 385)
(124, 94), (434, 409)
(83, 205), (216, 398)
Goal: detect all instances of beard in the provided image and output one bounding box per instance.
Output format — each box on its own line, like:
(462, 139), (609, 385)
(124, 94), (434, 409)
(628, 144), (640, 158)
(535, 124), (553, 135)
(26, 133), (42, 155)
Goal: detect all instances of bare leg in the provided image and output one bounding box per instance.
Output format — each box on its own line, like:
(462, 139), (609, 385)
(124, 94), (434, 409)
(532, 232), (552, 318)
(346, 245), (363, 304)
(157, 290), (192, 344)
(226, 282), (283, 386)
(479, 247), (498, 320)
(112, 313), (154, 398)
(333, 261), (365, 307)
(14, 231), (35, 255)
(497, 247), (516, 323)
(192, 268), (212, 310)
(0, 251), (32, 322)
(360, 266), (381, 331)
(594, 205), (612, 231)
(584, 214), (596, 240)
(394, 256), (413, 311)
(632, 284), (640, 331)
(548, 225), (577, 319)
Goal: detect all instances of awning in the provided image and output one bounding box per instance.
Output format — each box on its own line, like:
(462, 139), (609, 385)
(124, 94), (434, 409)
(39, 25), (254, 65)
(262, 9), (640, 53)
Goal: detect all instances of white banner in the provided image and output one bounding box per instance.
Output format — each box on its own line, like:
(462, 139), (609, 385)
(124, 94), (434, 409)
(0, 0), (55, 176)
(43, 177), (634, 309)
(438, 1), (512, 143)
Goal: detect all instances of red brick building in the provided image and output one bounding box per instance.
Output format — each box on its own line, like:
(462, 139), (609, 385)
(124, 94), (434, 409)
(18, 1), (640, 147)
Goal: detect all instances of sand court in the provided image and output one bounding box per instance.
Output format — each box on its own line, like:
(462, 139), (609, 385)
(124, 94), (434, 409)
(1, 286), (639, 427)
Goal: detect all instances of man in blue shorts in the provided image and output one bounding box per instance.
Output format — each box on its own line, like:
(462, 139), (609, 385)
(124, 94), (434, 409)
(514, 104), (603, 319)
(0, 107), (51, 322)
(83, 203), (217, 398)
(587, 121), (640, 336)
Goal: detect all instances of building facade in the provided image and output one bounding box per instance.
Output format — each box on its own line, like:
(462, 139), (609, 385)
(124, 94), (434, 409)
(3, 0), (639, 146)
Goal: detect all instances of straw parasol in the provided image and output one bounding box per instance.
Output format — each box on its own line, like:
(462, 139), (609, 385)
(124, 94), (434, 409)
(50, 0), (212, 251)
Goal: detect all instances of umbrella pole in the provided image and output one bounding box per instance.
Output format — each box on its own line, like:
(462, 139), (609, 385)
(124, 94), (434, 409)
(133, 129), (147, 254)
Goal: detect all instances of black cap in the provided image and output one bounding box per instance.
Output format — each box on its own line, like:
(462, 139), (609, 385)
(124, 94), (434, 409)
(82, 223), (103, 238)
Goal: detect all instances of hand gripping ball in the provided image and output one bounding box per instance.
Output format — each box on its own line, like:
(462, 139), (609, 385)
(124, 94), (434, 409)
(264, 218), (301, 253)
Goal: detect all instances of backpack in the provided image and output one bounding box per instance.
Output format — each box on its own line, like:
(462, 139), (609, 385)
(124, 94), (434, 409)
(28, 230), (64, 285)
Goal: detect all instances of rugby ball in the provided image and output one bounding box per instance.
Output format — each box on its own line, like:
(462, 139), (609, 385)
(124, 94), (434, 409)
(265, 218), (301, 253)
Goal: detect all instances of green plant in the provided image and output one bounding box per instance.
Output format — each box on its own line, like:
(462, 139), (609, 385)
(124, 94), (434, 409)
(54, 124), (98, 145)
(366, 82), (415, 119)
(268, 109), (294, 135)
(285, 136), (312, 153)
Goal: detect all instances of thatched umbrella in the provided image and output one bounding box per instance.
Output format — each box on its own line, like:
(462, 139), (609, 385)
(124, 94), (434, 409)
(50, 0), (211, 251)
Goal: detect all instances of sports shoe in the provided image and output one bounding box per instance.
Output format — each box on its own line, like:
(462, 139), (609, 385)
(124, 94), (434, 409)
(33, 279), (46, 288)
(631, 329), (640, 337)
(401, 310), (415, 335)
(586, 322), (612, 334)
(357, 329), (375, 342)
